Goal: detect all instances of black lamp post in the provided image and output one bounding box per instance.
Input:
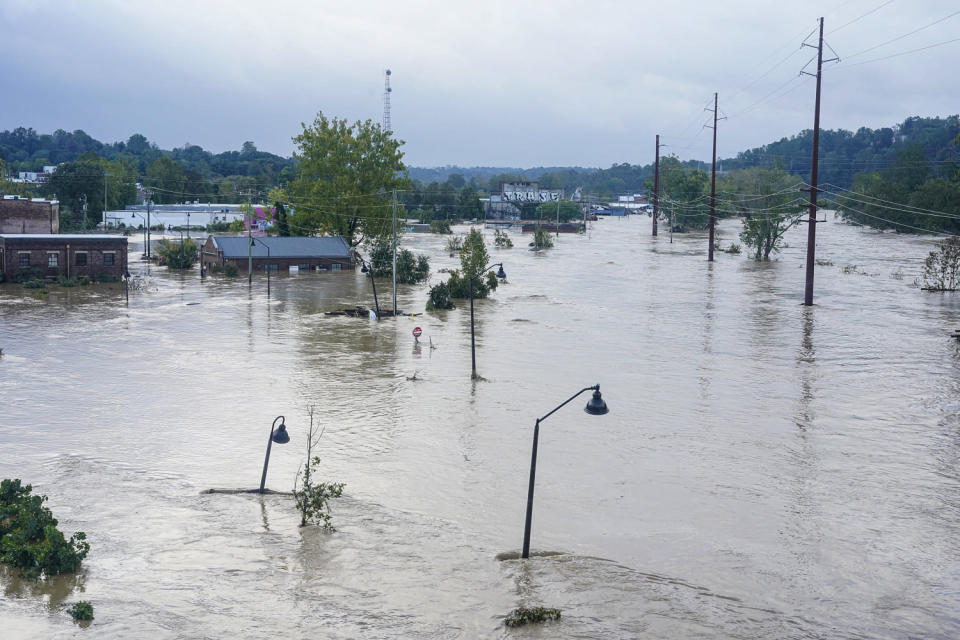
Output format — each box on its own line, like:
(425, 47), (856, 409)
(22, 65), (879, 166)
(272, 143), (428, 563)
(357, 254), (381, 319)
(251, 238), (272, 296)
(123, 270), (132, 304)
(131, 213), (147, 258)
(470, 262), (506, 379)
(521, 384), (609, 559)
(259, 415), (290, 493)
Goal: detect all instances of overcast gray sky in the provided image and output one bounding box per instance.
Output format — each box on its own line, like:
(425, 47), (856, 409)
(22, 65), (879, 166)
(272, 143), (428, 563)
(1, 0), (957, 168)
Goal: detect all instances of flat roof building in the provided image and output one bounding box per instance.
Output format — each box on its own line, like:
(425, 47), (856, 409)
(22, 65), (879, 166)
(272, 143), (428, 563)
(0, 197), (60, 234)
(0, 234), (127, 281)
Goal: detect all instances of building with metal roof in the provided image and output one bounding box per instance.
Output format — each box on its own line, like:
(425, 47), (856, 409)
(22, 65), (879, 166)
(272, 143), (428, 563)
(202, 235), (354, 275)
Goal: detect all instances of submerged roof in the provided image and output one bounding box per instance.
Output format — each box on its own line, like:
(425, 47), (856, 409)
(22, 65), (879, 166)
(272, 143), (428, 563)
(211, 236), (351, 259)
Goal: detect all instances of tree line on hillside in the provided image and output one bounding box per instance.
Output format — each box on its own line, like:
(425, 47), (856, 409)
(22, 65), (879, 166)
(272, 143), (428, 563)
(1, 115), (958, 236)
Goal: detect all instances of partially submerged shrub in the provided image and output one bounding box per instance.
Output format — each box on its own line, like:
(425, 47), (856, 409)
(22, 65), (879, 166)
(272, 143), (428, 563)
(67, 601), (94, 621)
(530, 227), (554, 250)
(426, 281), (454, 310)
(920, 236), (960, 291)
(292, 408), (345, 531)
(504, 606), (562, 627)
(0, 479), (90, 578)
(429, 219), (452, 234)
(493, 228), (513, 248)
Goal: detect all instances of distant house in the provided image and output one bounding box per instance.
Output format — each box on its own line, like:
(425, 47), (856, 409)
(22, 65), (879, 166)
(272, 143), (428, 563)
(0, 234), (127, 280)
(202, 236), (354, 274)
(0, 197), (60, 234)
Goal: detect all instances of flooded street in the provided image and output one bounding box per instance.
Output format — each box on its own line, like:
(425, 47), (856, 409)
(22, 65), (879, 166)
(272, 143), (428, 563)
(1, 216), (959, 638)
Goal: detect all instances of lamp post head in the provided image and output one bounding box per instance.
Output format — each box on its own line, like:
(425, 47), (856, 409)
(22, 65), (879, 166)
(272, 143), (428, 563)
(496, 264), (506, 279)
(361, 264), (368, 273)
(584, 387), (609, 415)
(271, 422), (290, 444)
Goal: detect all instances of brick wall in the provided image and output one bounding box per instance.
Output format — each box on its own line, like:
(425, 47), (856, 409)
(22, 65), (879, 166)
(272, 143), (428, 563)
(0, 237), (127, 280)
(0, 200), (59, 234)
(226, 257), (355, 274)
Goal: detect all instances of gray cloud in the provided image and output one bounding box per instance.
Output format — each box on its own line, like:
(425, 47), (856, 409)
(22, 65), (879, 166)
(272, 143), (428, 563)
(1, 0), (956, 167)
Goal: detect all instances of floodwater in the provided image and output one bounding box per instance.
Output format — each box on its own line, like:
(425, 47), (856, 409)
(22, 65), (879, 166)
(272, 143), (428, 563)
(1, 217), (958, 638)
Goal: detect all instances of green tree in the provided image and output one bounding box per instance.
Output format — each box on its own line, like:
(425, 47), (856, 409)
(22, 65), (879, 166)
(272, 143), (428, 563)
(721, 167), (805, 260)
(156, 237), (199, 269)
(658, 156), (710, 230)
(269, 186), (290, 236)
(369, 237), (430, 284)
(458, 187), (484, 219)
(145, 156), (186, 204)
(445, 229), (499, 298)
(535, 198), (581, 223)
(289, 112), (409, 247)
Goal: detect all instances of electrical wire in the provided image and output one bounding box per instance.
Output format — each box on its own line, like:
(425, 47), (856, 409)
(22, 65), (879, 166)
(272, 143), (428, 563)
(827, 0), (895, 35)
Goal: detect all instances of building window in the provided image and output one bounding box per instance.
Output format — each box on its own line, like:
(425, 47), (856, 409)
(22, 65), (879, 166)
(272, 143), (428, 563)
(48, 253), (59, 268)
(103, 252), (115, 266)
(299, 264), (310, 272)
(18, 253), (30, 267)
(331, 263), (342, 271)
(75, 252), (87, 266)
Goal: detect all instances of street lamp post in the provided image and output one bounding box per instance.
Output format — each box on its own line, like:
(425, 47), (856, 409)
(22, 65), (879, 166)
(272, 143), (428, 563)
(259, 415), (290, 493)
(251, 238), (272, 296)
(470, 262), (506, 379)
(356, 254), (382, 319)
(123, 270), (132, 304)
(130, 213), (147, 258)
(521, 384), (609, 559)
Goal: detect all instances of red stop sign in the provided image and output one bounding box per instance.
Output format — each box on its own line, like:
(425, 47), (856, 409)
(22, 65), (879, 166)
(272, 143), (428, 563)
(413, 327), (422, 338)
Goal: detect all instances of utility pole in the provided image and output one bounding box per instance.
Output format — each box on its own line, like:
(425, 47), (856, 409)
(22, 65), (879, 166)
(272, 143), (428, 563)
(653, 134), (659, 237)
(247, 191), (253, 286)
(392, 188), (397, 316)
(803, 17), (833, 306)
(146, 193), (152, 260)
(707, 92), (720, 262)
(103, 169), (108, 230)
(556, 196), (560, 237)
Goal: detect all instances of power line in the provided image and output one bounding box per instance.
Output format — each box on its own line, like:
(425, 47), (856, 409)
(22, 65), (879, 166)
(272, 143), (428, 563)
(842, 8), (960, 60)
(827, 0), (895, 34)
(830, 36), (960, 69)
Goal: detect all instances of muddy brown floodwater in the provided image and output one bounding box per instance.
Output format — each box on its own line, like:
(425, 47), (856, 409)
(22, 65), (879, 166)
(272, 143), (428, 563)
(1, 217), (958, 638)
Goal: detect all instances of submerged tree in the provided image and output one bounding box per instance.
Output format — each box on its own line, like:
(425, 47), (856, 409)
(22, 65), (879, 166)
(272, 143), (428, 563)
(368, 237), (430, 285)
(919, 236), (960, 291)
(725, 167), (805, 261)
(292, 407), (345, 531)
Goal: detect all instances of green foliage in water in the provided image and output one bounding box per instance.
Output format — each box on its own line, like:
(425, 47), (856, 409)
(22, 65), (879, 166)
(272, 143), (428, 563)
(13, 266), (44, 283)
(429, 219), (452, 234)
(531, 227), (554, 250)
(426, 280), (454, 310)
(293, 411), (345, 531)
(0, 479), (90, 578)
(504, 606), (562, 627)
(22, 279), (46, 289)
(156, 237), (199, 269)
(369, 238), (430, 284)
(493, 228), (513, 248)
(67, 600), (94, 621)
(57, 275), (79, 287)
(920, 235), (960, 290)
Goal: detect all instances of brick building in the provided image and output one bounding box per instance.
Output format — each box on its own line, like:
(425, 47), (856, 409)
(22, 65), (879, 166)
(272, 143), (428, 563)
(0, 197), (60, 234)
(0, 235), (128, 280)
(202, 236), (354, 274)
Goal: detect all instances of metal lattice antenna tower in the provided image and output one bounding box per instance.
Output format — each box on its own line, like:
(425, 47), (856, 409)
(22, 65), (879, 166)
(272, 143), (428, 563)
(383, 69), (392, 133)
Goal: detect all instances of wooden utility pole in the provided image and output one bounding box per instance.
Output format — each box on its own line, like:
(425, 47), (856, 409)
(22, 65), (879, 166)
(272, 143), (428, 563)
(653, 134), (659, 237)
(708, 92), (719, 262)
(804, 17), (826, 306)
(392, 189), (397, 316)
